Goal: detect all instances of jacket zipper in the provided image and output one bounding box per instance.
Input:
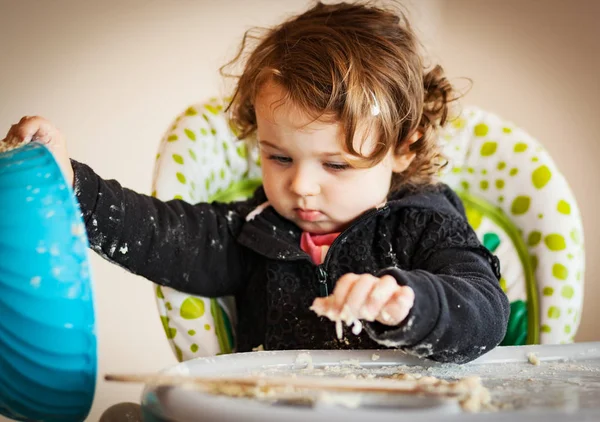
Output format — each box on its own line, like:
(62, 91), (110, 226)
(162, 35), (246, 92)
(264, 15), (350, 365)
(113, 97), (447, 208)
(314, 205), (388, 297)
(317, 265), (328, 296)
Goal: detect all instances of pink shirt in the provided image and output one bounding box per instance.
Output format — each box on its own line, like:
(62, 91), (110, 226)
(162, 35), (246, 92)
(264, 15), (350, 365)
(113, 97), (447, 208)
(300, 232), (341, 265)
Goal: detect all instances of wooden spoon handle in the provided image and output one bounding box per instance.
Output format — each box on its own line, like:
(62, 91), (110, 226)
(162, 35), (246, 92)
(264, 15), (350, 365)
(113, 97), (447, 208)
(105, 373), (459, 397)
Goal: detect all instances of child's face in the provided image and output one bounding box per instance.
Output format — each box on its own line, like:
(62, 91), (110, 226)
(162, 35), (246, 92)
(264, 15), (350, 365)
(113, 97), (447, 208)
(255, 82), (406, 234)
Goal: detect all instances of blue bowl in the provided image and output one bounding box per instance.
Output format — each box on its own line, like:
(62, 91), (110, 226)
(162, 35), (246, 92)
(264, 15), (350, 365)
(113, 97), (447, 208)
(0, 143), (97, 421)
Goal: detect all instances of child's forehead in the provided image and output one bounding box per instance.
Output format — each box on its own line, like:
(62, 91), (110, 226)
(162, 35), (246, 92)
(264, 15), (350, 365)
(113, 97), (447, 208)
(254, 80), (381, 156)
(255, 82), (336, 129)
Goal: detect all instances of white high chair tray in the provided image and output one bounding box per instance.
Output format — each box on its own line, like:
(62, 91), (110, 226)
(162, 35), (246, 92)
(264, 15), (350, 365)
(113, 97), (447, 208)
(141, 342), (600, 422)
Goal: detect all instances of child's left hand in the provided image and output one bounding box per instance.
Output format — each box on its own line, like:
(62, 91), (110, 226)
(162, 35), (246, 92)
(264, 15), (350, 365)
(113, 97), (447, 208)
(311, 273), (415, 326)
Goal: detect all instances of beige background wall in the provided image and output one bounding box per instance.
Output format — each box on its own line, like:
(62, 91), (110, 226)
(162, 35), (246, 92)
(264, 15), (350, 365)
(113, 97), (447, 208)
(0, 0), (597, 420)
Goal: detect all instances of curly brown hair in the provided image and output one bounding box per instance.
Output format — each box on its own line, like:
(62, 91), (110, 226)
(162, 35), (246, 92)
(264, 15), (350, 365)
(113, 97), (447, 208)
(221, 1), (457, 190)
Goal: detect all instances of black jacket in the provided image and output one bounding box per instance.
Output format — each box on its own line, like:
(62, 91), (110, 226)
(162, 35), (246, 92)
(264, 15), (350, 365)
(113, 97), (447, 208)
(72, 160), (509, 363)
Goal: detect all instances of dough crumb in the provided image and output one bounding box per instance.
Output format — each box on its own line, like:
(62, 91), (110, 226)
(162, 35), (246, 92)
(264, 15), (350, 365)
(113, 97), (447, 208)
(295, 352), (314, 371)
(311, 304), (363, 339)
(371, 353), (380, 361)
(527, 352), (540, 366)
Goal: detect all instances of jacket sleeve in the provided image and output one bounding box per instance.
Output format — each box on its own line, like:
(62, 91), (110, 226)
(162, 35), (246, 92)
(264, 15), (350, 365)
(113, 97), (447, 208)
(71, 159), (248, 297)
(364, 210), (510, 364)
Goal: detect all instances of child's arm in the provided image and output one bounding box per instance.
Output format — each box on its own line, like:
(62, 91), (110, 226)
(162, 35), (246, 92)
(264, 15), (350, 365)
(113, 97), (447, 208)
(364, 211), (509, 363)
(71, 160), (248, 297)
(2, 116), (248, 297)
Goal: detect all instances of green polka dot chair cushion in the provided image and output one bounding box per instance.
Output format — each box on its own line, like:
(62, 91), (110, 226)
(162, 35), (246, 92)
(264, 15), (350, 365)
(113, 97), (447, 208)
(151, 98), (261, 361)
(440, 106), (585, 345)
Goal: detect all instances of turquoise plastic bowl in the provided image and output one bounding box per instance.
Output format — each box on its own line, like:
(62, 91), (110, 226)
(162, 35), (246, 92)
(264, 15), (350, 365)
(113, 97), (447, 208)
(0, 143), (97, 421)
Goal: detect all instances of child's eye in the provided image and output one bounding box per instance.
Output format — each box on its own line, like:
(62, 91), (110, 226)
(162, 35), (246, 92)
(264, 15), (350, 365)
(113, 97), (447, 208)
(325, 162), (350, 171)
(268, 155), (292, 165)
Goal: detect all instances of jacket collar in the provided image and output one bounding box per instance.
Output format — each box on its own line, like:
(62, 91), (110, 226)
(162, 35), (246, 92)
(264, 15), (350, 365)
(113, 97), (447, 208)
(236, 183), (462, 261)
(237, 201), (306, 261)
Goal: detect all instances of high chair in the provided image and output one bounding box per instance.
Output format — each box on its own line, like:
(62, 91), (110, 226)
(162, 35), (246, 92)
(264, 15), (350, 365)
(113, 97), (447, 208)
(151, 98), (585, 361)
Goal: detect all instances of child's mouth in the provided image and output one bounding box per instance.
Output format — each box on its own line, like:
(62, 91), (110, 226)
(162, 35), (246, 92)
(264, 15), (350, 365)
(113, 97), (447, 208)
(295, 208), (323, 222)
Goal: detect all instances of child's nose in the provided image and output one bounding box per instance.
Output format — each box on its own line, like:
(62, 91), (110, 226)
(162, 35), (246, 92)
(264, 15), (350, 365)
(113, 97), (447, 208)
(290, 165), (320, 197)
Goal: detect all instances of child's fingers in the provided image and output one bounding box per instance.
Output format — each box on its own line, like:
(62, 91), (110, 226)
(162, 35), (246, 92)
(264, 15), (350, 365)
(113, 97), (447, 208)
(359, 275), (399, 321)
(310, 295), (335, 316)
(2, 123), (23, 145)
(14, 116), (54, 145)
(342, 274), (378, 317)
(398, 285), (415, 304)
(11, 117), (38, 143)
(376, 286), (415, 326)
(1, 118), (39, 151)
(330, 273), (361, 313)
(3, 116), (50, 145)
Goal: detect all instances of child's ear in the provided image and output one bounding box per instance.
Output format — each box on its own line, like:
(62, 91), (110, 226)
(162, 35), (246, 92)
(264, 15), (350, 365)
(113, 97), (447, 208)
(391, 131), (420, 173)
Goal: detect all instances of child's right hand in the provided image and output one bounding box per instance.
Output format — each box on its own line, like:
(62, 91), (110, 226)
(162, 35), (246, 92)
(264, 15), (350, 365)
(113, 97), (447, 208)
(312, 273), (415, 326)
(1, 116), (74, 186)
